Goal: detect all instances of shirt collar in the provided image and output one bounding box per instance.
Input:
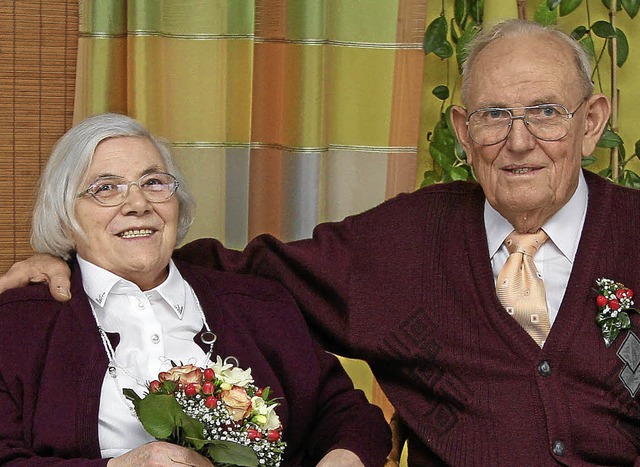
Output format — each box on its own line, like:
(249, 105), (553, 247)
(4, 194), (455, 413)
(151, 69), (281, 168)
(77, 256), (187, 319)
(485, 170), (588, 262)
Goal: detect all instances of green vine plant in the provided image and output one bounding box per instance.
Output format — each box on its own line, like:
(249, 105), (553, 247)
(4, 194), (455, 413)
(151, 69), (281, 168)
(421, 0), (640, 188)
(421, 0), (482, 186)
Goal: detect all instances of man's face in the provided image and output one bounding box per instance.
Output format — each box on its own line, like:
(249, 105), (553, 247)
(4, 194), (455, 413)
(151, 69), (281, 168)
(452, 34), (598, 229)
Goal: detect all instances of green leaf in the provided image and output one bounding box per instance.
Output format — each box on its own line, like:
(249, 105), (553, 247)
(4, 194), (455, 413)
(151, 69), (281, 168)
(597, 129), (623, 148)
(469, 0), (484, 23)
(136, 394), (205, 442)
(434, 41), (454, 59)
(424, 16), (449, 56)
(547, 0), (562, 8)
(534, 1), (558, 25)
(202, 440), (259, 466)
(571, 25), (588, 40)
(432, 85), (450, 101)
(580, 35), (596, 58)
(421, 170), (441, 186)
(454, 0), (467, 27)
(430, 144), (456, 171)
(559, 0), (582, 15)
(622, 170), (640, 189)
(598, 167), (613, 178)
(456, 22), (479, 73)
(612, 28), (629, 67)
(449, 166), (471, 181)
(601, 0), (623, 10)
(581, 154), (597, 167)
(621, 0), (640, 17)
(591, 20), (616, 38)
(123, 388), (142, 404)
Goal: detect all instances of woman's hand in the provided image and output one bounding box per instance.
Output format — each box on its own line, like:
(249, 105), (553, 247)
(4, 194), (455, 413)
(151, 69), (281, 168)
(107, 441), (213, 466)
(316, 449), (364, 467)
(0, 254), (71, 301)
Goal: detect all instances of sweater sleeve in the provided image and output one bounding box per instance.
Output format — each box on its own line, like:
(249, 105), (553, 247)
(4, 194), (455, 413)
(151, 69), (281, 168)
(175, 218), (359, 358)
(174, 218), (358, 357)
(0, 360), (108, 466)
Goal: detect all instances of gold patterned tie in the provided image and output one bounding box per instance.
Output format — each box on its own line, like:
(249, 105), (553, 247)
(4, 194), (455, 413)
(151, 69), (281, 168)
(496, 230), (550, 347)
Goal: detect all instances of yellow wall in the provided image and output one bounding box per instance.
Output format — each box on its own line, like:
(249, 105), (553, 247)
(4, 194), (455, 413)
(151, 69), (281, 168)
(417, 0), (640, 180)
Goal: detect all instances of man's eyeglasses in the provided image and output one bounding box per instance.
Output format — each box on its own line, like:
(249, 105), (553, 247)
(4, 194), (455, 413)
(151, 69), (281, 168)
(77, 172), (179, 206)
(465, 101), (585, 146)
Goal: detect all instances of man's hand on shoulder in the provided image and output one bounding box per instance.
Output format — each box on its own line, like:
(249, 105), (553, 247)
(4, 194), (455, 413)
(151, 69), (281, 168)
(0, 254), (72, 302)
(316, 449), (365, 467)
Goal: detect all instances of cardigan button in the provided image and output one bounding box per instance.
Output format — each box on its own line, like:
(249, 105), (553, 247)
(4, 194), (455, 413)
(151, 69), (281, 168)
(552, 440), (565, 456)
(538, 360), (552, 376)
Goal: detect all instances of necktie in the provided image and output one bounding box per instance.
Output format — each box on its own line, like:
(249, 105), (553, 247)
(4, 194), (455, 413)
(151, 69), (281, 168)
(496, 230), (550, 347)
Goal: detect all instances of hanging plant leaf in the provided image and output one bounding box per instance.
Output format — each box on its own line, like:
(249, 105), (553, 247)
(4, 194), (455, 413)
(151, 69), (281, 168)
(535, 1), (558, 25)
(424, 16), (450, 56)
(469, 0), (484, 23)
(596, 129), (623, 148)
(581, 154), (597, 167)
(449, 166), (471, 181)
(454, 0), (467, 28)
(432, 85), (450, 101)
(622, 170), (640, 189)
(579, 34), (596, 58)
(607, 27), (629, 67)
(455, 22), (479, 73)
(421, 170), (442, 187)
(601, 0), (623, 11)
(621, 0), (640, 17)
(571, 25), (588, 40)
(559, 0), (582, 16)
(450, 19), (460, 44)
(591, 20), (616, 38)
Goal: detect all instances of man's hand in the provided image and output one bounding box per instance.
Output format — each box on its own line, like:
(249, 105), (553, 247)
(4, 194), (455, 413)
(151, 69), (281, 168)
(316, 449), (364, 467)
(0, 254), (72, 302)
(107, 441), (213, 466)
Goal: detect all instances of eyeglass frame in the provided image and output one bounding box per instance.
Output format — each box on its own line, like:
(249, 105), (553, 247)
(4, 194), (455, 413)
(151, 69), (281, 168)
(76, 171), (180, 207)
(464, 100), (587, 146)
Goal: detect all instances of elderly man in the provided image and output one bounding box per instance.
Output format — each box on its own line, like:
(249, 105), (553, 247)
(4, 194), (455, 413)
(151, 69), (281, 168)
(3, 20), (639, 465)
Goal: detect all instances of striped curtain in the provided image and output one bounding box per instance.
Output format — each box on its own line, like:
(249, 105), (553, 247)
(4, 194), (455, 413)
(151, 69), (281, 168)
(76, 0), (427, 415)
(75, 0), (425, 249)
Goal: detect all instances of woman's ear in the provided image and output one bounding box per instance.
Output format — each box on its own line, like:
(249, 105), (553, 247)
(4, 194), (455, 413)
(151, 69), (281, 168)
(581, 94), (611, 158)
(450, 105), (474, 164)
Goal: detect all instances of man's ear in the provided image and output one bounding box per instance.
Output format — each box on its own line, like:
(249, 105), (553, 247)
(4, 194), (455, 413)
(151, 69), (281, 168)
(581, 94), (611, 158)
(450, 105), (474, 164)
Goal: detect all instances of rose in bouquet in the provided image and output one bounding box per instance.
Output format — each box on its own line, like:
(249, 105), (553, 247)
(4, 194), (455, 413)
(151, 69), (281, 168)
(124, 356), (286, 466)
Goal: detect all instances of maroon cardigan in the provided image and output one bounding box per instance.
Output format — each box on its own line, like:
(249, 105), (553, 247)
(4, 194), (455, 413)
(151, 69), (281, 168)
(0, 261), (390, 466)
(176, 170), (640, 466)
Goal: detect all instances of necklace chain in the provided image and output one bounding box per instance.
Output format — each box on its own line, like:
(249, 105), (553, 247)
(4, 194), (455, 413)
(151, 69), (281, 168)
(88, 293), (216, 416)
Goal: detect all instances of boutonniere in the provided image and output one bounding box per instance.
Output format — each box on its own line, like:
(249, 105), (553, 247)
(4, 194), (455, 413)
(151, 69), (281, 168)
(594, 278), (638, 347)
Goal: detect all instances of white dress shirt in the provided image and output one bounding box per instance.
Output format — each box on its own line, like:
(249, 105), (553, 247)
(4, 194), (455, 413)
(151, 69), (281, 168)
(77, 257), (210, 459)
(485, 171), (588, 326)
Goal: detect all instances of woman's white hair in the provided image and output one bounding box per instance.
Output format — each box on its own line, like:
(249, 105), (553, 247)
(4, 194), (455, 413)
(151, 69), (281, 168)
(460, 19), (594, 106)
(31, 113), (195, 259)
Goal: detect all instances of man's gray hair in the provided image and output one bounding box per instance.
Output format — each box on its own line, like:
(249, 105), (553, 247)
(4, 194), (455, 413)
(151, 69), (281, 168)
(31, 113), (195, 259)
(460, 19), (594, 106)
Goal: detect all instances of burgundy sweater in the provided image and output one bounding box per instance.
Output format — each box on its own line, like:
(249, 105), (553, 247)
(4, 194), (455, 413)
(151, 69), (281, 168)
(176, 170), (640, 466)
(0, 261), (390, 466)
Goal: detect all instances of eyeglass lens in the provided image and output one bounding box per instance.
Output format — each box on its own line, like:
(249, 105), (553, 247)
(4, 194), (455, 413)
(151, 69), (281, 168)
(85, 172), (178, 206)
(468, 105), (572, 145)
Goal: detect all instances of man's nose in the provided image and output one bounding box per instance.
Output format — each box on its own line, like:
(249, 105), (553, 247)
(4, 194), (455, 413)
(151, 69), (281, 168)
(505, 116), (536, 151)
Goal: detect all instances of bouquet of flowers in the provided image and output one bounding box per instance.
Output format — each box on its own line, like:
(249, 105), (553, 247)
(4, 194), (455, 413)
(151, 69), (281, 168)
(595, 277), (637, 347)
(124, 356), (286, 466)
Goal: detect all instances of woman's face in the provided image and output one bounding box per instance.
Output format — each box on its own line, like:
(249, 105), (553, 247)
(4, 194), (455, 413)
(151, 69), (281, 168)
(73, 136), (179, 290)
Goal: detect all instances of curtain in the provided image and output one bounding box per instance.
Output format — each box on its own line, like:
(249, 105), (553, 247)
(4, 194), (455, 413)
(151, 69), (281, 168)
(75, 0), (427, 416)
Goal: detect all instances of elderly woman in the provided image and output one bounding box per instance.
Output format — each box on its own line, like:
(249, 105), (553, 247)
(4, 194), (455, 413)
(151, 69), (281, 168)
(0, 113), (390, 466)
